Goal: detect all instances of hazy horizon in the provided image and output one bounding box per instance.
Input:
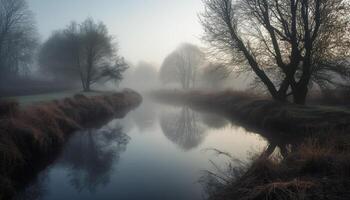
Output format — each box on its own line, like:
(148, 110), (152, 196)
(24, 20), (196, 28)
(28, 0), (205, 67)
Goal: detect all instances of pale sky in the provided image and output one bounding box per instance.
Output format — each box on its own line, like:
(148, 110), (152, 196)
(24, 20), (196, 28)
(27, 0), (205, 66)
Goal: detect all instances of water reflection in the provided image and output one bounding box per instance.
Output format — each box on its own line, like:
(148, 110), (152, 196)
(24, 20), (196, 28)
(15, 99), (272, 200)
(257, 129), (305, 158)
(157, 98), (305, 159)
(161, 107), (206, 151)
(15, 121), (130, 199)
(15, 171), (49, 200)
(130, 99), (157, 131)
(200, 113), (229, 129)
(59, 122), (130, 192)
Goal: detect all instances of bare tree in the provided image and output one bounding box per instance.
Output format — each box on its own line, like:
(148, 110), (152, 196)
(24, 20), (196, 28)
(160, 43), (205, 89)
(0, 0), (38, 80)
(39, 18), (128, 91)
(200, 62), (230, 88)
(200, 0), (350, 104)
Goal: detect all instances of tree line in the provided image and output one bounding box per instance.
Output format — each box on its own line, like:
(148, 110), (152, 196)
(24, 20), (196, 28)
(0, 0), (127, 93)
(1, 0), (349, 104)
(0, 0), (37, 81)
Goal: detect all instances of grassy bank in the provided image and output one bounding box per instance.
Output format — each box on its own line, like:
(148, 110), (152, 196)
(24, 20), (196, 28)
(152, 90), (350, 200)
(1, 90), (112, 107)
(152, 90), (350, 134)
(203, 134), (350, 200)
(0, 89), (142, 199)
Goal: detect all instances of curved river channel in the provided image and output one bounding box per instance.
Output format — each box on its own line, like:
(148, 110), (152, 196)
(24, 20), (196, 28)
(15, 98), (268, 200)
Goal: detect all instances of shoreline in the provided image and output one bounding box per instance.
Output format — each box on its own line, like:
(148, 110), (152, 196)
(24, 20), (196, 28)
(152, 89), (350, 200)
(0, 89), (142, 199)
(152, 90), (350, 134)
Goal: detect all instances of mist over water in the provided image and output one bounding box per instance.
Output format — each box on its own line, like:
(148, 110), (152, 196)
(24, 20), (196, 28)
(1, 0), (350, 200)
(15, 98), (267, 200)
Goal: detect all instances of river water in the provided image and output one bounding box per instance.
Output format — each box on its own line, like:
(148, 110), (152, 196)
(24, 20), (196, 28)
(15, 99), (267, 200)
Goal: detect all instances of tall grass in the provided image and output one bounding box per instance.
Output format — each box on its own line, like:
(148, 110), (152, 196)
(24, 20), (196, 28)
(0, 89), (142, 199)
(203, 135), (350, 200)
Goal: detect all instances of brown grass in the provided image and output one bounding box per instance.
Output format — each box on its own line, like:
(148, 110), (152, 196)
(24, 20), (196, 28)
(0, 89), (142, 199)
(152, 89), (350, 199)
(203, 135), (350, 200)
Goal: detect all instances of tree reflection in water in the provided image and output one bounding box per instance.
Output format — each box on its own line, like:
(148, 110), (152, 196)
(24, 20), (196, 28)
(130, 99), (157, 131)
(160, 107), (206, 151)
(15, 171), (49, 200)
(15, 121), (130, 199)
(58, 122), (130, 193)
(200, 113), (229, 129)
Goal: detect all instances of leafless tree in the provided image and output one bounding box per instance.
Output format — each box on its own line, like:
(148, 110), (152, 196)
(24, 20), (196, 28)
(200, 0), (350, 104)
(160, 43), (205, 89)
(39, 18), (128, 91)
(0, 0), (38, 80)
(200, 62), (230, 88)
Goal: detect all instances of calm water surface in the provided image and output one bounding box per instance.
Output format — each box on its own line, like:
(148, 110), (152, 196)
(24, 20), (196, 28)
(16, 99), (267, 200)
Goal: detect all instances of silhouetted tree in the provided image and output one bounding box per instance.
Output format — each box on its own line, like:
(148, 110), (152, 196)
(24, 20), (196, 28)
(0, 0), (38, 81)
(201, 0), (350, 104)
(39, 18), (128, 91)
(160, 43), (205, 89)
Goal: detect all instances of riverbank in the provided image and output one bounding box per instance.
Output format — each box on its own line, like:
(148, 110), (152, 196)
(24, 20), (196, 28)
(152, 90), (350, 200)
(0, 89), (142, 199)
(152, 90), (350, 134)
(202, 133), (350, 200)
(1, 89), (119, 107)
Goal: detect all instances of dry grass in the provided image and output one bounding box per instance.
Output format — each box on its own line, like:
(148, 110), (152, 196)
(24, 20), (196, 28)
(153, 90), (350, 199)
(0, 100), (19, 118)
(203, 135), (350, 200)
(0, 89), (142, 199)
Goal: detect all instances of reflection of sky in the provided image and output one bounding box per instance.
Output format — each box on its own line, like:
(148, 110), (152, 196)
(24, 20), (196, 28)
(27, 0), (204, 65)
(16, 101), (267, 200)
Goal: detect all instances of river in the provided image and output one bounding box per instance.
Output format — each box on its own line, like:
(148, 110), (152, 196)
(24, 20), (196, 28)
(15, 98), (267, 200)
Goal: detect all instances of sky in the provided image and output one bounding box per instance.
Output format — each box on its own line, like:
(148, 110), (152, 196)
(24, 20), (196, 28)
(27, 0), (205, 67)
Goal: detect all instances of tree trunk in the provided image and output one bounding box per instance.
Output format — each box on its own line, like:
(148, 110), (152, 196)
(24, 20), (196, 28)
(293, 86), (308, 104)
(274, 79), (290, 102)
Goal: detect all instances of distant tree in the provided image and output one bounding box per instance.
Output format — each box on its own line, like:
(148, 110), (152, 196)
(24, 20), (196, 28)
(160, 43), (205, 89)
(200, 62), (230, 88)
(0, 0), (38, 80)
(200, 0), (350, 104)
(132, 62), (158, 88)
(39, 18), (128, 91)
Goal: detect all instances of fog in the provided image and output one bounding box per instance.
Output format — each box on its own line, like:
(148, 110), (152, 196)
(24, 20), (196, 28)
(28, 0), (204, 65)
(2, 1), (350, 200)
(0, 0), (254, 97)
(1, 0), (348, 99)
